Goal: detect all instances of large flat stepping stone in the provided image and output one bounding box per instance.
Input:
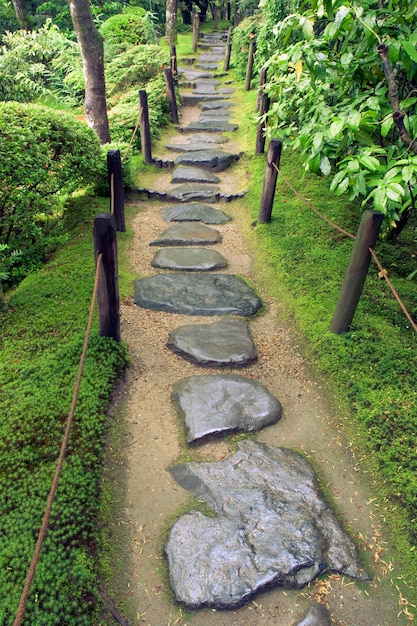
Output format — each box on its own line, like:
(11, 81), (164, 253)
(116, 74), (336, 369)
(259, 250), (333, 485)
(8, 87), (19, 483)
(171, 166), (220, 184)
(195, 63), (221, 71)
(198, 53), (225, 62)
(199, 109), (232, 120)
(166, 142), (225, 153)
(162, 203), (232, 224)
(167, 319), (257, 366)
(179, 69), (214, 81)
(150, 223), (221, 246)
(165, 439), (368, 610)
(168, 184), (219, 203)
(151, 248), (227, 271)
(181, 93), (226, 106)
(175, 150), (239, 172)
(200, 101), (233, 110)
(172, 374), (280, 442)
(133, 274), (262, 316)
(184, 120), (239, 132)
(188, 133), (228, 144)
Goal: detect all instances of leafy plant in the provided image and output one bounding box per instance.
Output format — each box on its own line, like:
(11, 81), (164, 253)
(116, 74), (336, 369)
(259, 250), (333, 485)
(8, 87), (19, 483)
(231, 15), (261, 81)
(105, 43), (168, 96)
(99, 6), (160, 53)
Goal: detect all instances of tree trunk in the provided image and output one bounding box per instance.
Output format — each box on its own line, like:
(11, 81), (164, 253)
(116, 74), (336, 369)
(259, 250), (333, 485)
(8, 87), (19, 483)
(165, 0), (177, 46)
(11, 0), (31, 28)
(68, 0), (111, 144)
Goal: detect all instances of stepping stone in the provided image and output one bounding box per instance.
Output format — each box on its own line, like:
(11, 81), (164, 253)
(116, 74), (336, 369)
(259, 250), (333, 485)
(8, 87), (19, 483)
(171, 166), (220, 184)
(219, 87), (234, 94)
(189, 133), (228, 144)
(165, 439), (369, 610)
(151, 247), (227, 271)
(199, 111), (232, 121)
(168, 184), (219, 203)
(180, 93), (226, 106)
(184, 120), (239, 132)
(179, 69), (214, 80)
(200, 101), (233, 110)
(149, 222), (221, 246)
(195, 63), (220, 71)
(199, 53), (225, 62)
(193, 82), (218, 94)
(175, 150), (239, 172)
(166, 142), (224, 153)
(294, 603), (332, 626)
(133, 273), (262, 316)
(172, 374), (280, 442)
(167, 319), (257, 366)
(162, 203), (232, 224)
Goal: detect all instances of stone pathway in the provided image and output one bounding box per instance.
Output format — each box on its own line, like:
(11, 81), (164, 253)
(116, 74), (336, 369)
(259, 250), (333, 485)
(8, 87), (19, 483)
(118, 30), (407, 626)
(128, 32), (369, 624)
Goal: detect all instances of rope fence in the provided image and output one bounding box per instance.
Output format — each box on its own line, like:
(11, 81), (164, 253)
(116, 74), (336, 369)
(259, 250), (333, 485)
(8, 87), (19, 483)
(13, 253), (103, 626)
(268, 159), (417, 336)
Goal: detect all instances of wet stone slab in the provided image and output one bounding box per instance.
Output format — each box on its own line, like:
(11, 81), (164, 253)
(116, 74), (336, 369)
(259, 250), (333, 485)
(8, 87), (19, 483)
(165, 439), (368, 610)
(133, 273), (262, 316)
(184, 120), (239, 132)
(167, 183), (219, 203)
(172, 374), (281, 442)
(199, 109), (232, 119)
(162, 203), (232, 224)
(167, 319), (257, 367)
(294, 603), (332, 626)
(188, 133), (229, 144)
(151, 247), (227, 271)
(175, 150), (239, 171)
(171, 166), (220, 184)
(166, 142), (225, 153)
(193, 82), (219, 94)
(200, 101), (233, 110)
(149, 222), (222, 246)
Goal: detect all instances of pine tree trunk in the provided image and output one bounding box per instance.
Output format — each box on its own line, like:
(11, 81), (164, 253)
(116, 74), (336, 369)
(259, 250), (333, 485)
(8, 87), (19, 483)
(11, 0), (31, 28)
(68, 0), (111, 144)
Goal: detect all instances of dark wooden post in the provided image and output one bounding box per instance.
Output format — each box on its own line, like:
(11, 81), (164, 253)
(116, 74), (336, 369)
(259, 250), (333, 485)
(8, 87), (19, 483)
(245, 38), (255, 91)
(93, 213), (120, 343)
(223, 27), (232, 72)
(258, 139), (282, 224)
(192, 12), (200, 52)
(329, 210), (384, 334)
(212, 3), (218, 29)
(107, 149), (125, 232)
(255, 69), (270, 155)
(170, 44), (178, 85)
(138, 89), (152, 165)
(256, 66), (267, 112)
(164, 68), (179, 124)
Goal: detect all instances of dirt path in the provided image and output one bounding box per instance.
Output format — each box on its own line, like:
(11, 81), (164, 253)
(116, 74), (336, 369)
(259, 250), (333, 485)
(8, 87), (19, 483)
(106, 43), (410, 626)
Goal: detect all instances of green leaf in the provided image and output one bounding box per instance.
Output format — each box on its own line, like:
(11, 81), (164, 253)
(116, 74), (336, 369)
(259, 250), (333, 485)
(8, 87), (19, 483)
(402, 164), (416, 183)
(329, 118), (344, 138)
(381, 116), (393, 138)
(313, 132), (324, 153)
(374, 187), (387, 212)
(402, 41), (417, 64)
(320, 155), (332, 176)
(358, 155), (381, 171)
(330, 169), (346, 191)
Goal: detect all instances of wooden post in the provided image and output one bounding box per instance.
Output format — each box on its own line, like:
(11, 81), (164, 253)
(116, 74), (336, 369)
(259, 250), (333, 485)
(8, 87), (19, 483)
(245, 38), (255, 91)
(255, 70), (270, 155)
(138, 89), (152, 165)
(93, 213), (120, 343)
(192, 12), (200, 53)
(329, 210), (384, 334)
(164, 68), (179, 124)
(256, 66), (267, 112)
(170, 44), (178, 85)
(258, 139), (282, 224)
(212, 3), (218, 29)
(223, 27), (232, 72)
(107, 149), (125, 233)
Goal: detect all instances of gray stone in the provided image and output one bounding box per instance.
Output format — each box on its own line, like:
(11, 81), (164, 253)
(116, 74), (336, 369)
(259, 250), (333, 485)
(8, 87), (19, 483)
(172, 374), (281, 442)
(165, 439), (368, 610)
(293, 603), (332, 626)
(175, 150), (239, 172)
(168, 184), (219, 203)
(150, 222), (221, 246)
(200, 109), (232, 119)
(195, 63), (220, 70)
(193, 82), (218, 94)
(162, 203), (232, 224)
(166, 142), (225, 153)
(167, 319), (257, 367)
(171, 166), (220, 184)
(178, 69), (214, 81)
(133, 273), (262, 316)
(188, 133), (228, 144)
(219, 87), (234, 94)
(151, 247), (227, 271)
(185, 120), (239, 132)
(200, 101), (233, 110)
(180, 93), (226, 106)
(198, 53), (225, 62)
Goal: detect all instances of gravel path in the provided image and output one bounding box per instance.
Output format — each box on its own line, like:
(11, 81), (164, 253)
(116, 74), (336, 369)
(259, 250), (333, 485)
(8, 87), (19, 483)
(106, 42), (409, 626)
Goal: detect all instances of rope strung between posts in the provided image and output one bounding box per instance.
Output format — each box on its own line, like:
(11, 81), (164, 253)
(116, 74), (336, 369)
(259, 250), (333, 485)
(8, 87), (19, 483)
(122, 106), (143, 164)
(13, 253), (104, 626)
(271, 162), (417, 336)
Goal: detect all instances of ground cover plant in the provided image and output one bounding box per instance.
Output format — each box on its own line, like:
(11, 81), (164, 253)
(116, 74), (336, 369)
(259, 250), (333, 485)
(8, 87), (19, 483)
(0, 195), (129, 625)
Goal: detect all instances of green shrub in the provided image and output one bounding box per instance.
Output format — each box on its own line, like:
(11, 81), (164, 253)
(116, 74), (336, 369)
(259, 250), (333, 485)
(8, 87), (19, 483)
(99, 7), (159, 51)
(231, 15), (261, 81)
(0, 102), (101, 286)
(93, 142), (134, 197)
(0, 21), (83, 106)
(105, 44), (169, 97)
